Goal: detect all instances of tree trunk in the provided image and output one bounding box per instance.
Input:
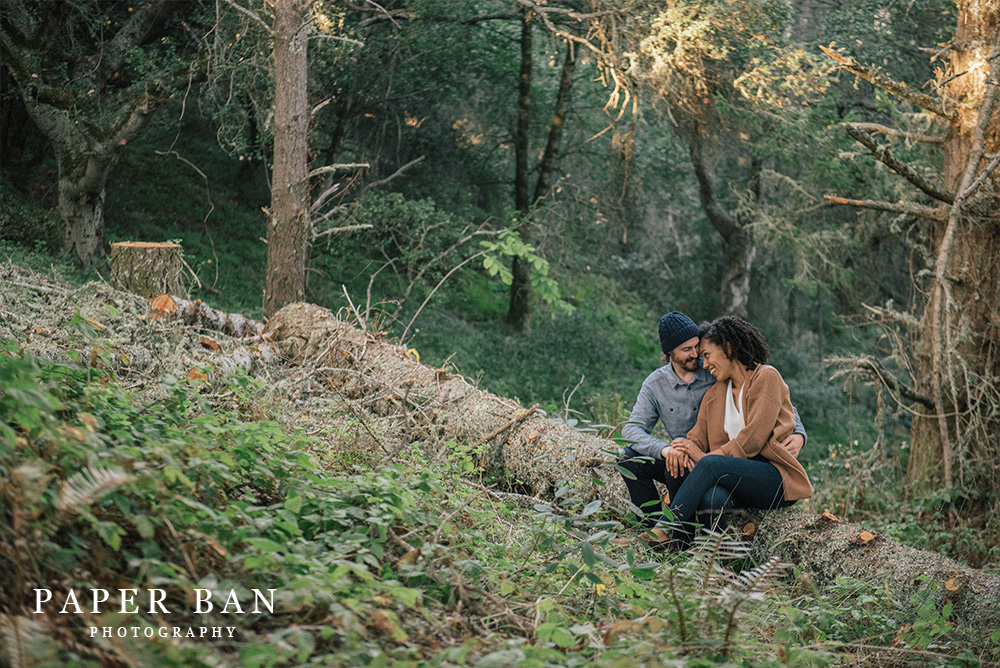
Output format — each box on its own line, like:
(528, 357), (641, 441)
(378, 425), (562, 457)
(58, 153), (110, 267)
(110, 241), (186, 299)
(507, 7), (534, 332)
(907, 5), (1000, 491)
(689, 129), (755, 317)
(264, 0), (311, 318)
(266, 302), (1000, 636)
(0, 0), (185, 268)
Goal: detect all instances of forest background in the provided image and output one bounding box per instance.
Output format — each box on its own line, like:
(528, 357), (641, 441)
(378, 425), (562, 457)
(1, 0), (1000, 666)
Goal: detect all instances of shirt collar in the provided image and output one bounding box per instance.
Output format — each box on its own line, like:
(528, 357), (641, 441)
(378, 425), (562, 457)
(664, 362), (713, 388)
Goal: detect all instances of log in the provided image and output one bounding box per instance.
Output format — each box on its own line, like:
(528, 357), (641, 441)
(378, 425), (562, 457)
(265, 302), (1000, 636)
(150, 294), (264, 339)
(110, 242), (187, 299)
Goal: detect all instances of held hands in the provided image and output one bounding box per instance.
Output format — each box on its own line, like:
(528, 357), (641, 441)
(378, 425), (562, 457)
(660, 444), (691, 479)
(670, 438), (705, 468)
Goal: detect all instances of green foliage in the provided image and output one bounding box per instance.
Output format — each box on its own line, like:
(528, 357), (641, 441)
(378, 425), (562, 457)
(480, 228), (574, 315)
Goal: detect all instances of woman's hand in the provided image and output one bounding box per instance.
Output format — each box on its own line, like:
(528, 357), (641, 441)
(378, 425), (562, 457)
(671, 438), (705, 466)
(660, 445), (691, 479)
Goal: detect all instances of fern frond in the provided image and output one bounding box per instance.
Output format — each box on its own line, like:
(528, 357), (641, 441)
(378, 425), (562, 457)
(1, 615), (56, 668)
(736, 555), (787, 593)
(687, 531), (751, 594)
(56, 466), (134, 513)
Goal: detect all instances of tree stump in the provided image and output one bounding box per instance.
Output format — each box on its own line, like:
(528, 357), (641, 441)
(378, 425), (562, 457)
(110, 241), (187, 299)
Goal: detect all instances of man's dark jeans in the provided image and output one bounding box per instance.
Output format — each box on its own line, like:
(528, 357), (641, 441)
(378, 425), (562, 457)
(618, 449), (794, 543)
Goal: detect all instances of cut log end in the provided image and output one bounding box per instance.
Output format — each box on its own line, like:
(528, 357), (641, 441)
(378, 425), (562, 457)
(110, 241), (187, 299)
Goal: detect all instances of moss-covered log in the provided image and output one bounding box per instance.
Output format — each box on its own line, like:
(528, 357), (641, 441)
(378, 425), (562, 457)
(267, 302), (1000, 635)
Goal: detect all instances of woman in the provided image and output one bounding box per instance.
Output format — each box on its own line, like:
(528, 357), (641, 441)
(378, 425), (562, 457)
(666, 316), (813, 548)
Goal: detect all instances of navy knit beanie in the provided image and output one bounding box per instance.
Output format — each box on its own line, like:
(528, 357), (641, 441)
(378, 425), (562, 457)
(658, 311), (700, 355)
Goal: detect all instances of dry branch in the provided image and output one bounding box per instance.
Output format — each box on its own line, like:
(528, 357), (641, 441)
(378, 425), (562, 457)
(823, 195), (946, 221)
(265, 303), (1000, 634)
(843, 123), (955, 204)
(826, 354), (935, 410)
(848, 122), (946, 144)
(820, 45), (956, 120)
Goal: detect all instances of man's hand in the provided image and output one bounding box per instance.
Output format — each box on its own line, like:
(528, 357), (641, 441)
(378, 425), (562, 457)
(661, 445), (689, 479)
(671, 438), (705, 467)
(780, 433), (805, 458)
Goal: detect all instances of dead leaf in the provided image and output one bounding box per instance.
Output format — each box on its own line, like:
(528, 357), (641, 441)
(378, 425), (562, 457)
(78, 414), (100, 432)
(399, 549), (421, 565)
(62, 425), (88, 442)
(85, 317), (104, 331)
(150, 294), (177, 319)
(859, 531), (876, 543)
(743, 522), (756, 538)
(186, 368), (209, 381)
(945, 578), (961, 591)
(603, 619), (634, 645)
(34, 327), (45, 334)
(821, 511), (845, 522)
(198, 336), (221, 352)
(373, 609), (408, 643)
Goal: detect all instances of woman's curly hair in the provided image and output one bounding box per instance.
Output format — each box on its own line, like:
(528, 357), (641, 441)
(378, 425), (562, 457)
(702, 316), (769, 370)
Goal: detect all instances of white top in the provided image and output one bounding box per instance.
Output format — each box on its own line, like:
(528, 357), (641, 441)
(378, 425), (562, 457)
(724, 380), (745, 440)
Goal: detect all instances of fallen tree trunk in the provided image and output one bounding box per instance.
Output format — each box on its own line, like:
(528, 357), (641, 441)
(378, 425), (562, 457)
(152, 294), (264, 339)
(266, 302), (1000, 636)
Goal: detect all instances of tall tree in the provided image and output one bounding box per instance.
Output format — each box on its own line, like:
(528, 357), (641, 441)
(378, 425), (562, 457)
(264, 0), (311, 317)
(824, 3), (1000, 492)
(508, 7), (584, 331)
(0, 0), (194, 267)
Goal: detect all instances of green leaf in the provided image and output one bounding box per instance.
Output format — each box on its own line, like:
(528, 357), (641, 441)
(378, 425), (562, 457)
(630, 568), (657, 580)
(284, 495), (304, 515)
(581, 542), (596, 567)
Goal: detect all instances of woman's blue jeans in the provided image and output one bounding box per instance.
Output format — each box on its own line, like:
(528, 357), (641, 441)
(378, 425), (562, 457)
(668, 453), (793, 545)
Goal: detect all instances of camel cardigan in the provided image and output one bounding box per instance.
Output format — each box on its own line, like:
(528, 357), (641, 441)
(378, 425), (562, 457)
(685, 364), (814, 501)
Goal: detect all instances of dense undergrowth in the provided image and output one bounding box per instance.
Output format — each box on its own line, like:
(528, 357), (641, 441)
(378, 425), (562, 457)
(1, 342), (996, 667)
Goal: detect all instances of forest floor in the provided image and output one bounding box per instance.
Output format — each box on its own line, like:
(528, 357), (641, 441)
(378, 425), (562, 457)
(1, 259), (998, 668)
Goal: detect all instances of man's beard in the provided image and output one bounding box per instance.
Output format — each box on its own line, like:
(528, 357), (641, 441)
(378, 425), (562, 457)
(672, 355), (700, 372)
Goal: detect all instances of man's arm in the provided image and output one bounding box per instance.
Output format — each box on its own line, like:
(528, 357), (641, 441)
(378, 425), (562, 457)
(781, 405), (807, 458)
(620, 381), (671, 458)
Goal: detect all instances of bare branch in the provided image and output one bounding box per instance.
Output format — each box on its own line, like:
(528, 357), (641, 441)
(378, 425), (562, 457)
(222, 0), (274, 36)
(307, 163), (369, 179)
(962, 151), (1000, 201)
(312, 223), (373, 240)
(309, 182), (340, 213)
(820, 45), (956, 120)
(826, 354), (935, 410)
(690, 129), (739, 242)
(823, 195), (946, 221)
(843, 123), (955, 204)
(357, 156), (425, 199)
(848, 122), (945, 145)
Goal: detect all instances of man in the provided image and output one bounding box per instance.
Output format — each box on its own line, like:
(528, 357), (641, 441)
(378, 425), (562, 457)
(617, 311), (806, 535)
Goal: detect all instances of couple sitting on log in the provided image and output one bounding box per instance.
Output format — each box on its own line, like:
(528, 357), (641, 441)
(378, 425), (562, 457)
(616, 312), (813, 552)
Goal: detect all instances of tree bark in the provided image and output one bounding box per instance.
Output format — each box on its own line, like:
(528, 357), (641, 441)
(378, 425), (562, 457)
(110, 242), (187, 299)
(907, 5), (1000, 491)
(264, 0), (311, 318)
(265, 302), (1000, 636)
